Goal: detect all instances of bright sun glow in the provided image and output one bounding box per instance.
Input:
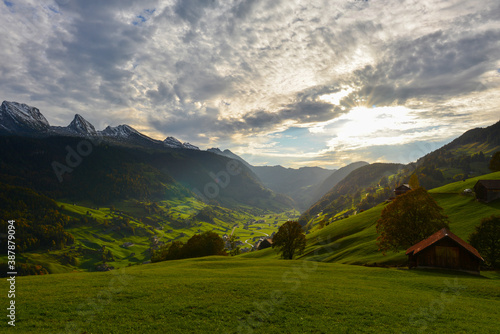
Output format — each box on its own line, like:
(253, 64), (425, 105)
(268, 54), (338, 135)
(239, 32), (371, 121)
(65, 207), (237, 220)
(325, 106), (440, 151)
(337, 106), (415, 136)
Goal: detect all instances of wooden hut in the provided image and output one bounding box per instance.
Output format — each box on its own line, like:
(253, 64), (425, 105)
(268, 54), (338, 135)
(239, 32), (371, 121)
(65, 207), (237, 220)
(257, 238), (273, 250)
(406, 228), (483, 274)
(473, 180), (500, 203)
(394, 184), (411, 196)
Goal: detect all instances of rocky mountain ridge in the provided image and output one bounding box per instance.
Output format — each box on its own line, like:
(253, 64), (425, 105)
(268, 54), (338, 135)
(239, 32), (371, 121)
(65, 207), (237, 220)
(0, 100), (199, 150)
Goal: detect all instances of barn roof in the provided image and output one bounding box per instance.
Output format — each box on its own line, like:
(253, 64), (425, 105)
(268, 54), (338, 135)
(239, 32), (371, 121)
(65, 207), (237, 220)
(474, 180), (500, 190)
(395, 184), (411, 190)
(405, 228), (484, 261)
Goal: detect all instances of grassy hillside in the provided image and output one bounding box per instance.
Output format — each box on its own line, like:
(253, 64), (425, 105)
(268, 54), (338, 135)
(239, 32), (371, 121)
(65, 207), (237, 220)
(252, 172), (500, 266)
(5, 174), (500, 333)
(300, 163), (405, 227)
(8, 198), (298, 274)
(0, 182), (298, 274)
(412, 120), (500, 186)
(299, 120), (500, 227)
(8, 256), (500, 333)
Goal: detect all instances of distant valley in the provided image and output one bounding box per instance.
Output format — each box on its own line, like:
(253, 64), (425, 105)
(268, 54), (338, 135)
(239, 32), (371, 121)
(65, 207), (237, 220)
(0, 100), (499, 274)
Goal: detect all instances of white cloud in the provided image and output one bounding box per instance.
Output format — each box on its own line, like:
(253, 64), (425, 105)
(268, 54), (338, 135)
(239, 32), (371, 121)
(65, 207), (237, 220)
(0, 0), (499, 167)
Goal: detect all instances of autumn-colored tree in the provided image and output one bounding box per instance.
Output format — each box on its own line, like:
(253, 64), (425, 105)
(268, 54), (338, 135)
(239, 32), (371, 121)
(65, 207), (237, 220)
(469, 215), (500, 268)
(272, 221), (306, 259)
(376, 187), (449, 254)
(408, 173), (420, 189)
(490, 151), (500, 172)
(379, 176), (388, 187)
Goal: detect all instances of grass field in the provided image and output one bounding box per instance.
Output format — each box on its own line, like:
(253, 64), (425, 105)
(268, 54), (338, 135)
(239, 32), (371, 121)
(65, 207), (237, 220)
(245, 172), (500, 266)
(6, 256), (500, 333)
(10, 194), (298, 273)
(4, 173), (500, 333)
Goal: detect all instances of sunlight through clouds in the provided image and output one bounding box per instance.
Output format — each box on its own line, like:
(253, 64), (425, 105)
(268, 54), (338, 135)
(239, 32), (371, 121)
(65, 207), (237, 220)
(325, 106), (437, 151)
(319, 87), (354, 106)
(1, 0), (499, 168)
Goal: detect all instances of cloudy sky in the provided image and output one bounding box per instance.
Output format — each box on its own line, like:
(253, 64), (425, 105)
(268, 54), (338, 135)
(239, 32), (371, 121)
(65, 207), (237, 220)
(1, 0), (499, 168)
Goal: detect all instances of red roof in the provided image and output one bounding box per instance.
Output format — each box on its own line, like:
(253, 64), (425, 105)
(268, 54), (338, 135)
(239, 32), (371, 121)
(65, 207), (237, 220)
(405, 228), (484, 261)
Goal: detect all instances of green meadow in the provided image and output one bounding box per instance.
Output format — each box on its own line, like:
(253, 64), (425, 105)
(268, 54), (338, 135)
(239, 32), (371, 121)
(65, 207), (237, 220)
(12, 194), (298, 273)
(6, 257), (500, 333)
(284, 172), (500, 266)
(4, 173), (500, 333)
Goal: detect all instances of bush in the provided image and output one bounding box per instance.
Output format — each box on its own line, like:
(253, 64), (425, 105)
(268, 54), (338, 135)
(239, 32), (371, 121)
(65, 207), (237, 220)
(469, 215), (500, 268)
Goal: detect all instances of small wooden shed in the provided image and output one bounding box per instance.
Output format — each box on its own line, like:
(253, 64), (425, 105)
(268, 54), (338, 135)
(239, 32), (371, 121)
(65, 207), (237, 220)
(257, 238), (273, 250)
(394, 184), (411, 196)
(473, 180), (500, 203)
(406, 228), (483, 273)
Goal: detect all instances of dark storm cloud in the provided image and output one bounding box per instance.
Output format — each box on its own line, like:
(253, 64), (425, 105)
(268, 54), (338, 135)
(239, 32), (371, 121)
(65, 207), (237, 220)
(238, 99), (337, 131)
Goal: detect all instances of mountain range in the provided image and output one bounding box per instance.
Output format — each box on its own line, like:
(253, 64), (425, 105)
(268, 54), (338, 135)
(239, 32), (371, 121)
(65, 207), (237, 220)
(0, 100), (358, 209)
(1, 99), (499, 275)
(0, 101), (200, 150)
(1, 100), (499, 220)
(298, 119), (500, 227)
(207, 148), (359, 211)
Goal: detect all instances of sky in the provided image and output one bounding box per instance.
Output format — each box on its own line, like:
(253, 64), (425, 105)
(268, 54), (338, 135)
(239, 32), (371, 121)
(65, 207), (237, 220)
(1, 0), (499, 169)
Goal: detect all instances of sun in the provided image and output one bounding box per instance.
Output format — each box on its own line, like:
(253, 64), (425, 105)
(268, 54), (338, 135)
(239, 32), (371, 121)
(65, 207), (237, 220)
(327, 105), (424, 150)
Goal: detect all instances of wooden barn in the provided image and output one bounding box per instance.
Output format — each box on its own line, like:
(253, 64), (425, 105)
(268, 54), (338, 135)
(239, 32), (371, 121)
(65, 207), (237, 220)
(257, 238), (273, 250)
(473, 180), (500, 203)
(406, 228), (484, 274)
(394, 184), (411, 196)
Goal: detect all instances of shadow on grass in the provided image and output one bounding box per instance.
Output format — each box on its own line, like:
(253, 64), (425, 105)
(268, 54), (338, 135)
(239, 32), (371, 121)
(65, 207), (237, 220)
(480, 269), (500, 279)
(407, 267), (490, 279)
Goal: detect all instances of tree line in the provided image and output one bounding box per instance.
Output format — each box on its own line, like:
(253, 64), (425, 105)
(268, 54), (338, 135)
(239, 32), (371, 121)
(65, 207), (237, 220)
(0, 183), (74, 253)
(151, 231), (227, 262)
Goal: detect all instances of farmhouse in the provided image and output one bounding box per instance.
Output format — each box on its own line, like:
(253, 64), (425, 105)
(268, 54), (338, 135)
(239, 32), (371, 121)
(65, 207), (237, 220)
(473, 180), (500, 203)
(406, 228), (483, 274)
(394, 184), (411, 196)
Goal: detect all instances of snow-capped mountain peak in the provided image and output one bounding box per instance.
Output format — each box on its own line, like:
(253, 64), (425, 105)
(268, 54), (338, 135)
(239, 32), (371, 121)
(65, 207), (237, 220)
(0, 100), (201, 151)
(101, 124), (140, 138)
(0, 101), (50, 134)
(163, 136), (184, 148)
(162, 137), (199, 150)
(68, 114), (97, 136)
(183, 142), (200, 150)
